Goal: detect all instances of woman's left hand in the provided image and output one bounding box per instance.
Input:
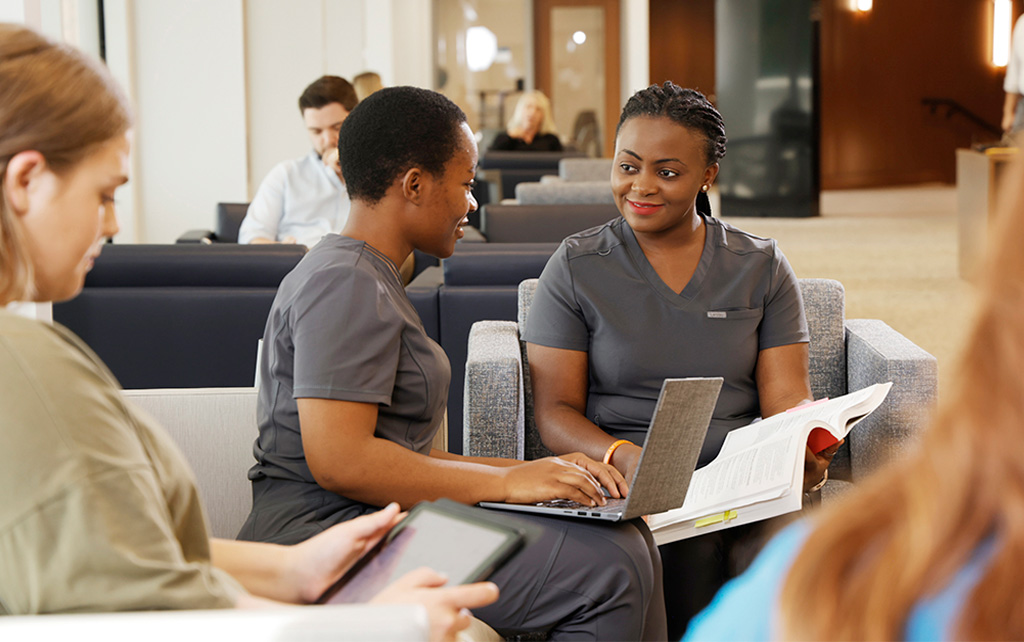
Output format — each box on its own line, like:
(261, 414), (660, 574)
(802, 440), (843, 493)
(287, 502), (404, 603)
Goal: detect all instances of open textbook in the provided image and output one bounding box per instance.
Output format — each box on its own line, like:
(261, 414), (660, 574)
(648, 382), (892, 545)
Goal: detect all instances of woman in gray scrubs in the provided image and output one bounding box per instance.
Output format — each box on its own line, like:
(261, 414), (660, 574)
(524, 82), (840, 638)
(240, 86), (666, 641)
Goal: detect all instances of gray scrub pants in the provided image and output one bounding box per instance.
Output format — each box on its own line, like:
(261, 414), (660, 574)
(475, 512), (666, 641)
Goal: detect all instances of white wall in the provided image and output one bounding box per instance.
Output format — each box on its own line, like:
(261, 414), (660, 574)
(244, 0), (363, 195)
(103, 0), (645, 241)
(621, 0), (649, 105)
(130, 0), (249, 243)
(244, 0), (433, 201)
(0, 0), (25, 22)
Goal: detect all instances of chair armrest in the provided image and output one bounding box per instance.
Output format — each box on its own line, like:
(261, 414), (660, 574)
(845, 319), (938, 480)
(464, 321), (525, 459)
(0, 605), (430, 641)
(177, 229), (217, 244)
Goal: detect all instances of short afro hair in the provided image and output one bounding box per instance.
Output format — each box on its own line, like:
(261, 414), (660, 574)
(616, 82), (727, 165)
(338, 86), (468, 204)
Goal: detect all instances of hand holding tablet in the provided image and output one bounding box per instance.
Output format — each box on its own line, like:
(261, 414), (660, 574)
(318, 499), (525, 605)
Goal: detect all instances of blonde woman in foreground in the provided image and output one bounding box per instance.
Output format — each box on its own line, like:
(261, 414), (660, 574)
(684, 161), (1024, 639)
(0, 23), (496, 641)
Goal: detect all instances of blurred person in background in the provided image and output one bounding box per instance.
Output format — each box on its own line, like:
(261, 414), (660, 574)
(489, 90), (562, 152)
(353, 71), (384, 102)
(239, 75), (356, 248)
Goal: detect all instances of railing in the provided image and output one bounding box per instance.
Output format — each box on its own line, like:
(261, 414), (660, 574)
(922, 98), (1002, 138)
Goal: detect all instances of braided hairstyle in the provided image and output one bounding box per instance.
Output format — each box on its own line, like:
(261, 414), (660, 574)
(616, 82), (727, 166)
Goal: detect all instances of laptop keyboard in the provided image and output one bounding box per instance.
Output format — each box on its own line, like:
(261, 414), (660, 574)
(535, 497), (626, 514)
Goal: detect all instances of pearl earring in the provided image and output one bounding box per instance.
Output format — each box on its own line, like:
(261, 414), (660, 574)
(701, 184), (709, 193)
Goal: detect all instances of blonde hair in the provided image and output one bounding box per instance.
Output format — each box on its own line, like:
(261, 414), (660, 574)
(779, 158), (1024, 639)
(0, 23), (132, 303)
(352, 71), (384, 103)
(507, 90), (558, 136)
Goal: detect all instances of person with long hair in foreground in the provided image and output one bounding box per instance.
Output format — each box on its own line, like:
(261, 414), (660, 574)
(685, 162), (1024, 640)
(0, 23), (496, 641)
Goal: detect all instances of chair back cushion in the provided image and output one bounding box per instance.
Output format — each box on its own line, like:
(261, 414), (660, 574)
(558, 158), (613, 182)
(123, 388), (257, 539)
(798, 278), (847, 400)
(480, 203), (620, 243)
(216, 202), (249, 243)
(53, 244), (305, 388)
(515, 181), (614, 205)
(479, 150), (585, 171)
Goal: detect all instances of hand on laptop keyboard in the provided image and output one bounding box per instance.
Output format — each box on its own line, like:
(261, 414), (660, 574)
(501, 456), (607, 506)
(552, 452), (631, 499)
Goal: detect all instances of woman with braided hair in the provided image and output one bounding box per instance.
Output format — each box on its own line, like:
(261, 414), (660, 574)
(525, 81), (834, 637)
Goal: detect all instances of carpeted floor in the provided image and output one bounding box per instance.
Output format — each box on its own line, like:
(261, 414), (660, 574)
(718, 184), (975, 398)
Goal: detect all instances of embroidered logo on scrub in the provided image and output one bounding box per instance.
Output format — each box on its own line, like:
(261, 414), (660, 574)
(707, 311), (728, 319)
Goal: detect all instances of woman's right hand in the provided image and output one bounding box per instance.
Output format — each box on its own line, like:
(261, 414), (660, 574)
(500, 457), (606, 506)
(371, 568), (499, 642)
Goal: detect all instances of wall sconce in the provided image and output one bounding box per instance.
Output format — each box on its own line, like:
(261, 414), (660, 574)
(992, 0), (1013, 67)
(849, 0), (872, 11)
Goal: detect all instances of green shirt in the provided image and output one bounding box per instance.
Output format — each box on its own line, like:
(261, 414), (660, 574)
(0, 312), (242, 614)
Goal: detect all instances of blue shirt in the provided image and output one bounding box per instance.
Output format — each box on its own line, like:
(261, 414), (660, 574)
(239, 150), (350, 248)
(684, 521), (995, 641)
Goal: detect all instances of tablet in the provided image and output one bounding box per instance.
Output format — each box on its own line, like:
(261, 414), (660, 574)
(317, 499), (525, 605)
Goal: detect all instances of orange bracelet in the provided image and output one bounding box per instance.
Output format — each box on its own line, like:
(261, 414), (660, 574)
(603, 439), (633, 465)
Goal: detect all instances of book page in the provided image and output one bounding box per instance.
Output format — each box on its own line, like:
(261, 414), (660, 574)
(665, 382), (893, 520)
(677, 431), (804, 518)
(717, 411), (824, 457)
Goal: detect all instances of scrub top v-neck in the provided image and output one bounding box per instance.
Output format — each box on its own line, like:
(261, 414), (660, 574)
(525, 214), (809, 466)
(620, 212), (716, 304)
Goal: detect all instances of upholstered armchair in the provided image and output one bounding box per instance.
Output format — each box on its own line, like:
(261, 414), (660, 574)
(463, 278), (939, 501)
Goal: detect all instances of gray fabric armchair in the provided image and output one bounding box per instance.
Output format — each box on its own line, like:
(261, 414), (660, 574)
(464, 278), (938, 493)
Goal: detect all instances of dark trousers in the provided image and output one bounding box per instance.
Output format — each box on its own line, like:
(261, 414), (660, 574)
(660, 512), (802, 639)
(476, 514), (666, 641)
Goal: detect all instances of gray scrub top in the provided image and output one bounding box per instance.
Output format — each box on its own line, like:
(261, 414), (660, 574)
(245, 236), (449, 538)
(524, 215), (809, 466)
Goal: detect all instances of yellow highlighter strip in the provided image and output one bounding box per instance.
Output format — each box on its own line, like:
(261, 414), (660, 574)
(694, 510), (739, 528)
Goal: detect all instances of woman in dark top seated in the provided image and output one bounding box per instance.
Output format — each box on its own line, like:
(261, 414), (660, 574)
(489, 90), (563, 152)
(240, 86), (666, 641)
(525, 82), (840, 638)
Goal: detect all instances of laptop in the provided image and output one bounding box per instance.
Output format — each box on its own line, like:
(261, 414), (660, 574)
(479, 377), (723, 522)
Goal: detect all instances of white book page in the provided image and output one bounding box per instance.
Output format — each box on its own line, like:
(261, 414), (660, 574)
(676, 431), (805, 518)
(717, 382), (893, 457)
(650, 383), (893, 536)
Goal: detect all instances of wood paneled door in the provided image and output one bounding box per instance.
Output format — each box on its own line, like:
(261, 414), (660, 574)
(534, 0), (620, 157)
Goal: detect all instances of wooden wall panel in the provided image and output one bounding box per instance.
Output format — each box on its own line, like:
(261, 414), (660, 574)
(649, 0), (1019, 189)
(819, 0), (1017, 188)
(648, 0), (716, 100)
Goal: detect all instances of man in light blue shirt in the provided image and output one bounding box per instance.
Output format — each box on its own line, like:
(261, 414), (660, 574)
(239, 76), (357, 248)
